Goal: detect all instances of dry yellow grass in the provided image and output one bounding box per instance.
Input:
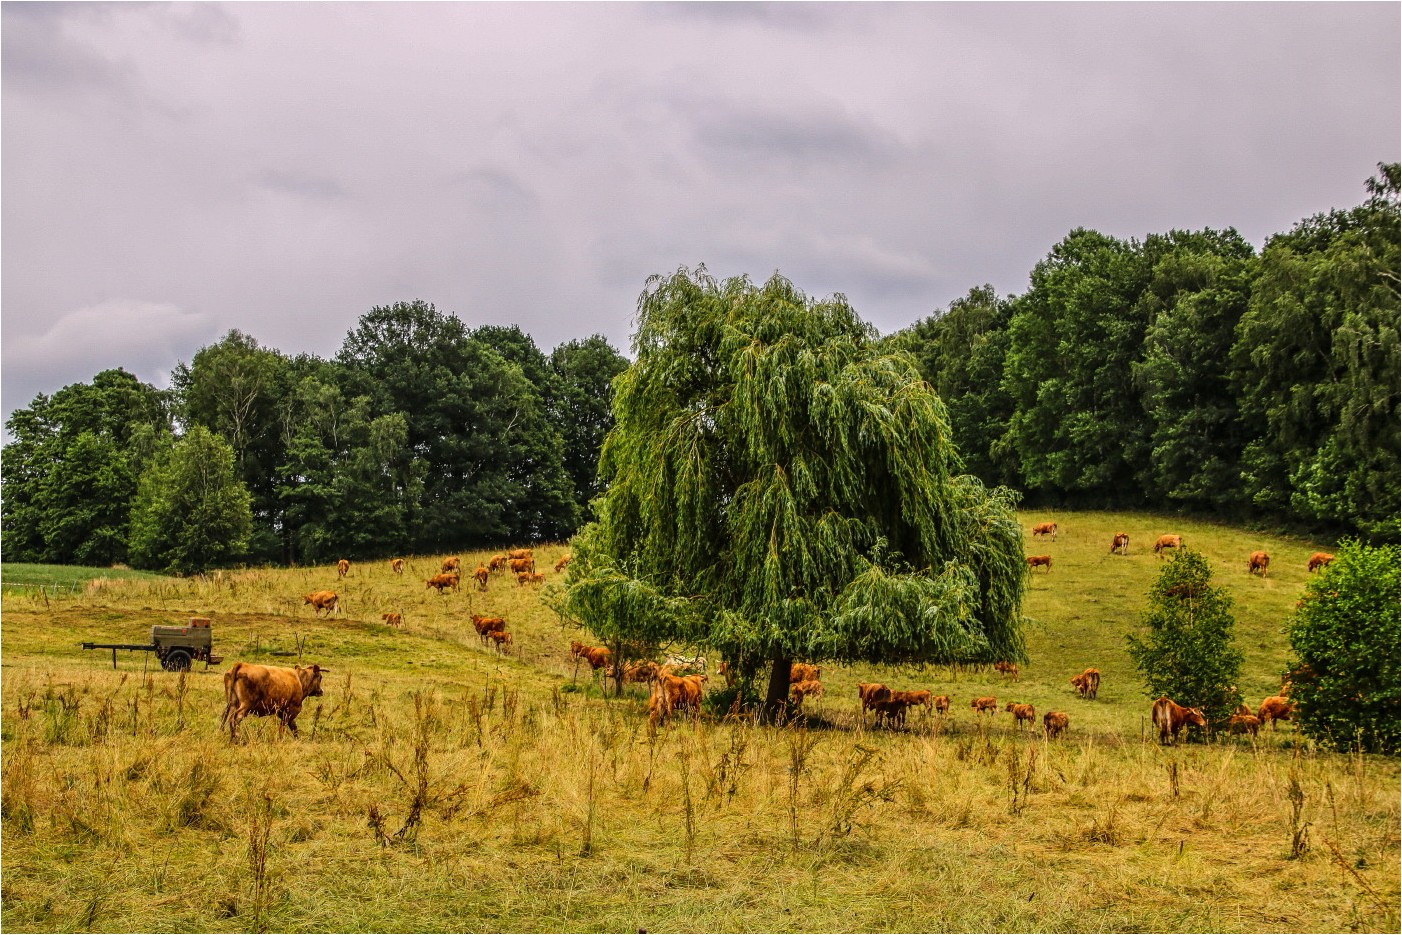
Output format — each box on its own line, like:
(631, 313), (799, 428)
(1, 522), (1398, 932)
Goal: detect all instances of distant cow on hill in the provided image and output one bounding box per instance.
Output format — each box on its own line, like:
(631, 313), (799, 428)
(390, 558), (404, 575)
(336, 559), (350, 578)
(1026, 555), (1052, 572)
(1110, 532), (1130, 555)
(1153, 535), (1182, 556)
(1151, 695), (1205, 745)
(1043, 711), (1069, 739)
(303, 591), (339, 616)
(1031, 522), (1057, 541)
(1307, 552), (1334, 573)
(425, 573), (459, 593)
(1248, 551), (1270, 577)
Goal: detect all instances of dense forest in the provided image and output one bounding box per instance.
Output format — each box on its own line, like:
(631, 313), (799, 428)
(3, 164), (1396, 573)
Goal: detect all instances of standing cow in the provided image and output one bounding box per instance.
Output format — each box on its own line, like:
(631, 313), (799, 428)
(1248, 551), (1270, 577)
(1151, 695), (1206, 745)
(1110, 532), (1130, 555)
(221, 662), (328, 741)
(1031, 522), (1058, 541)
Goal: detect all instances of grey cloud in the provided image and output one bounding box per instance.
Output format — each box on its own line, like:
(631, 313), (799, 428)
(256, 168), (347, 201)
(1, 3), (136, 98)
(449, 167), (539, 212)
(687, 101), (902, 171)
(652, 1), (841, 32)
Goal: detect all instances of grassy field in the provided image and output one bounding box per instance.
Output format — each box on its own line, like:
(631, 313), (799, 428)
(1, 564), (167, 597)
(1, 513), (1397, 933)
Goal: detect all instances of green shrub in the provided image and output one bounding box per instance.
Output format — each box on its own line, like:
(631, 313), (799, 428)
(1286, 540), (1401, 754)
(1126, 548), (1244, 727)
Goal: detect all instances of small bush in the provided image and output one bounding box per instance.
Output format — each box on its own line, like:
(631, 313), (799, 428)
(1126, 549), (1243, 726)
(1287, 540), (1401, 754)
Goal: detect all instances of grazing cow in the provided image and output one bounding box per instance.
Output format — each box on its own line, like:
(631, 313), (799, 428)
(581, 646), (612, 671)
(790, 679), (824, 707)
(488, 630), (512, 652)
(507, 548), (534, 561)
(1307, 552), (1335, 573)
(554, 554), (572, 573)
(970, 696), (998, 715)
(1026, 555), (1052, 572)
(488, 554), (508, 573)
(933, 695), (951, 715)
(857, 683), (890, 722)
(303, 590), (340, 616)
(337, 559), (350, 578)
(1248, 551), (1270, 577)
(220, 662), (328, 741)
(1227, 714), (1261, 737)
(509, 557), (535, 576)
(380, 612), (403, 628)
(1110, 532), (1130, 555)
(1031, 522), (1058, 541)
(1043, 710), (1069, 739)
(517, 571), (546, 586)
(893, 689), (934, 715)
(390, 558), (405, 575)
(652, 673), (707, 724)
(442, 556), (461, 574)
(1070, 668), (1101, 700)
(994, 661), (1020, 681)
(569, 641), (588, 660)
(1153, 535), (1183, 556)
(426, 573), (460, 593)
(1257, 695), (1295, 729)
(471, 615), (507, 642)
(473, 565), (490, 591)
(1005, 701), (1036, 731)
(624, 661), (663, 684)
(1151, 695), (1206, 745)
(790, 663), (821, 683)
(872, 697), (909, 729)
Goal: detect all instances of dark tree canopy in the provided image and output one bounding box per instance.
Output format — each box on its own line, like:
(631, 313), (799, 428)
(564, 268), (1027, 719)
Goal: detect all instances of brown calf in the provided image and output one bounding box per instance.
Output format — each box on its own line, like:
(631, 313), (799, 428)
(1026, 555), (1052, 572)
(970, 695), (998, 715)
(1043, 710), (1069, 739)
(380, 612), (403, 628)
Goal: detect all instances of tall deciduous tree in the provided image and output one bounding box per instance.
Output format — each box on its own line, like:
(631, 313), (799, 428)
(1126, 549), (1243, 726)
(1, 369), (170, 564)
(550, 335), (629, 516)
(1233, 164), (1400, 541)
(564, 268), (1027, 721)
(998, 229), (1153, 503)
(128, 425), (253, 574)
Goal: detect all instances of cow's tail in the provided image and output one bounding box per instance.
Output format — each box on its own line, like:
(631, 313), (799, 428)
(220, 662), (244, 729)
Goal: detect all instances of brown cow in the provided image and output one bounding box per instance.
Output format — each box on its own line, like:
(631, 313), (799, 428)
(892, 689), (934, 715)
(790, 662), (821, 683)
(790, 679), (824, 707)
(569, 641), (588, 660)
(994, 661), (1020, 681)
(336, 559), (350, 578)
(1005, 701), (1036, 731)
(624, 661), (663, 684)
(872, 697), (909, 729)
(390, 558), (405, 575)
(581, 646), (612, 671)
(1153, 535), (1183, 556)
(517, 571), (546, 586)
(472, 615), (506, 642)
(380, 612), (403, 628)
(933, 695), (951, 715)
(473, 565), (490, 590)
(1026, 555), (1052, 572)
(1110, 532), (1130, 555)
(487, 630), (512, 652)
(857, 683), (890, 722)
(442, 556), (461, 574)
(488, 554), (508, 573)
(220, 662), (328, 741)
(970, 695), (998, 715)
(554, 554), (572, 573)
(1248, 551), (1270, 577)
(303, 590), (339, 616)
(1151, 695), (1206, 744)
(1227, 714), (1261, 737)
(1031, 521), (1057, 541)
(507, 548), (534, 561)
(652, 673), (707, 723)
(1043, 711), (1069, 739)
(1070, 668), (1101, 700)
(1307, 552), (1334, 573)
(509, 557), (535, 576)
(425, 572), (459, 593)
(1257, 695), (1295, 729)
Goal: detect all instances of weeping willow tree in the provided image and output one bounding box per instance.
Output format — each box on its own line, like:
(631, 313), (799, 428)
(564, 267), (1028, 721)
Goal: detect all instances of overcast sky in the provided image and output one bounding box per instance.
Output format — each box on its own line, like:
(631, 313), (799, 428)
(3, 1), (1398, 426)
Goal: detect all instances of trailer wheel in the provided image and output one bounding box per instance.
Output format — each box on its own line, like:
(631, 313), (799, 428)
(162, 650), (192, 672)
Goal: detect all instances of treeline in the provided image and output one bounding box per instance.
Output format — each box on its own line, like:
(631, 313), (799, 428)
(890, 163), (1400, 542)
(2, 301), (627, 572)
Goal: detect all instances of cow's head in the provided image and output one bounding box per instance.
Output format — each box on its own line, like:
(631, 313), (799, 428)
(297, 664), (329, 697)
(1186, 707), (1207, 728)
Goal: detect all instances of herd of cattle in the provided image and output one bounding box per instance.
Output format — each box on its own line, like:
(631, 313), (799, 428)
(216, 524), (1328, 743)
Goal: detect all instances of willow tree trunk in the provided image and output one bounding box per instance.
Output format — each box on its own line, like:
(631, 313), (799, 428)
(760, 653), (793, 725)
